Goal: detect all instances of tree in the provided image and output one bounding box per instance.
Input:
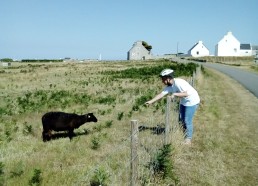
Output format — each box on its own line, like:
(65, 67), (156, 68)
(142, 41), (152, 52)
(1, 58), (13, 62)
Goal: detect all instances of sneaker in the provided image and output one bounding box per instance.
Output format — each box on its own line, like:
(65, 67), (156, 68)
(184, 138), (192, 145)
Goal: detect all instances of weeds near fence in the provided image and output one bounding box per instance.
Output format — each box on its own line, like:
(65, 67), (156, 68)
(149, 144), (179, 184)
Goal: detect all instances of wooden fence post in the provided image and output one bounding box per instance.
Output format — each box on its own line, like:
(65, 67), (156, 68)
(165, 96), (171, 145)
(130, 120), (138, 186)
(192, 71), (195, 87)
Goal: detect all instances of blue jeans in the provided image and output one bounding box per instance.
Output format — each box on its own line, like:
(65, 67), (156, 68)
(179, 104), (199, 139)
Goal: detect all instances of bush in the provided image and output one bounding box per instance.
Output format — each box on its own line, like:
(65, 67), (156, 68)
(103, 62), (198, 79)
(117, 112), (124, 121)
(28, 169), (42, 186)
(95, 95), (116, 105)
(14, 90), (91, 114)
(105, 120), (113, 128)
(23, 122), (33, 135)
(148, 144), (179, 184)
(90, 167), (110, 186)
(10, 161), (24, 178)
(91, 136), (101, 150)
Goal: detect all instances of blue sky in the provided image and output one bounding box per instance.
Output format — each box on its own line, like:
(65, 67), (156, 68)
(1, 0), (257, 60)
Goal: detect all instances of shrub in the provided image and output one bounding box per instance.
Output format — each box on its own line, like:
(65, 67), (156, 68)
(14, 90), (91, 114)
(95, 95), (116, 105)
(5, 129), (12, 142)
(23, 122), (33, 135)
(105, 120), (113, 128)
(148, 144), (179, 184)
(90, 167), (110, 186)
(28, 168), (42, 186)
(91, 136), (100, 150)
(103, 62), (198, 79)
(93, 125), (103, 132)
(117, 112), (124, 121)
(10, 161), (24, 178)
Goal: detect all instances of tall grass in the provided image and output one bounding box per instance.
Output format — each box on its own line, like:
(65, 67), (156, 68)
(0, 60), (197, 185)
(2, 60), (256, 185)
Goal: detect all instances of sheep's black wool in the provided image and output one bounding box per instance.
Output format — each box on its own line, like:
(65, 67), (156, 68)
(42, 112), (97, 141)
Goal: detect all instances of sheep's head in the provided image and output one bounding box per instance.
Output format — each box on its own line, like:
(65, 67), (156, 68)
(86, 113), (98, 122)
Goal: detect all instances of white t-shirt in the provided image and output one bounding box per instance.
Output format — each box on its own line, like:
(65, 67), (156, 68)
(162, 78), (200, 106)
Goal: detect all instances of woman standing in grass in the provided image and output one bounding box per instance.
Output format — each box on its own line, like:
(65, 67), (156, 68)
(145, 69), (200, 145)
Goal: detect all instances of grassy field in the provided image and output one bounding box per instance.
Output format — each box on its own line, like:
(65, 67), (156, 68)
(0, 60), (257, 185)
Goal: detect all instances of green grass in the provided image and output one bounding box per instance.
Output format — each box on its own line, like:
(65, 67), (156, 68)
(0, 60), (190, 185)
(251, 64), (258, 73)
(1, 60), (257, 185)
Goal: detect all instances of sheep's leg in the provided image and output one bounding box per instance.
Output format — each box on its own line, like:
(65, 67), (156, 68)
(42, 131), (47, 142)
(42, 130), (52, 142)
(68, 129), (75, 140)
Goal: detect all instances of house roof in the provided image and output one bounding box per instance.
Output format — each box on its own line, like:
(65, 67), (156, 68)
(188, 43), (199, 52)
(218, 31), (240, 45)
(240, 44), (251, 50)
(128, 41), (146, 52)
(188, 41), (209, 53)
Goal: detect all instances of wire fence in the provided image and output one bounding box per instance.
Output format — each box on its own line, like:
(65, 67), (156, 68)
(74, 66), (201, 186)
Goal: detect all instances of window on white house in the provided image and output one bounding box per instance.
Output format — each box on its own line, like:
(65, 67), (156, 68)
(197, 51), (199, 55)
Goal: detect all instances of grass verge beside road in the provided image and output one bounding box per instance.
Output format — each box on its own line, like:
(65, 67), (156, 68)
(175, 67), (258, 185)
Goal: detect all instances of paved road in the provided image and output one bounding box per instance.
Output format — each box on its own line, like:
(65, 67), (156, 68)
(202, 63), (258, 98)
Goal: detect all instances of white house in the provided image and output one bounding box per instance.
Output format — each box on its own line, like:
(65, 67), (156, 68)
(127, 41), (152, 60)
(188, 41), (210, 57)
(215, 32), (240, 56)
(2, 62), (11, 67)
(215, 31), (253, 56)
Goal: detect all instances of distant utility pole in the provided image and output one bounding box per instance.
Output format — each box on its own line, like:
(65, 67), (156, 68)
(177, 42), (179, 56)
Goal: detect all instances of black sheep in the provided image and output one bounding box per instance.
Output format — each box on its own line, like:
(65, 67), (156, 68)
(42, 112), (97, 141)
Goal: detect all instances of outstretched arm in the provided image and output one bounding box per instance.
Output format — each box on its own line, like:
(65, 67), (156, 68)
(145, 93), (165, 106)
(145, 91), (189, 106)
